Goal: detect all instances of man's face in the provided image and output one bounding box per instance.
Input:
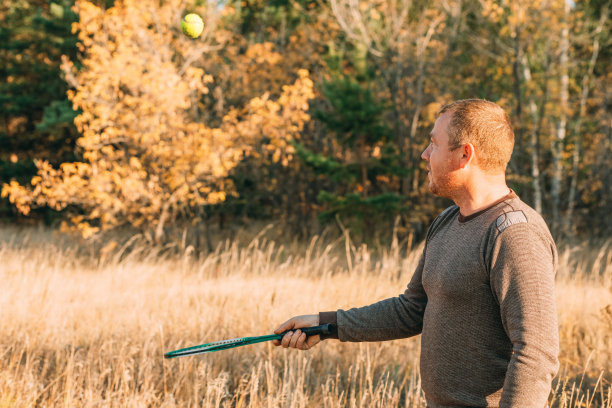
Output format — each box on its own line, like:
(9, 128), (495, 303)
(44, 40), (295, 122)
(421, 111), (461, 198)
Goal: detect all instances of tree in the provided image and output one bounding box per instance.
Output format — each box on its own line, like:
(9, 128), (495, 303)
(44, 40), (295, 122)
(0, 0), (80, 219)
(296, 75), (408, 239)
(328, 0), (446, 196)
(2, 0), (314, 243)
(2, 0), (610, 242)
(563, 3), (609, 237)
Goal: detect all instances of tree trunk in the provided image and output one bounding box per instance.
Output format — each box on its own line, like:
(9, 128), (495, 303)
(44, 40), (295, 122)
(565, 7), (607, 236)
(357, 138), (368, 198)
(407, 15), (443, 193)
(522, 50), (549, 215)
(511, 6), (523, 175)
(550, 1), (570, 236)
(528, 100), (543, 215)
(155, 200), (171, 245)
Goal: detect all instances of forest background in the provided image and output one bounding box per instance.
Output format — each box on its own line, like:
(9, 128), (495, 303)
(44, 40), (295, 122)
(1, 0), (610, 248)
(1, 1), (611, 407)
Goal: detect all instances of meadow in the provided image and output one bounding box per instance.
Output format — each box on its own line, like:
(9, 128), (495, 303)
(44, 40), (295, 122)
(0, 226), (610, 407)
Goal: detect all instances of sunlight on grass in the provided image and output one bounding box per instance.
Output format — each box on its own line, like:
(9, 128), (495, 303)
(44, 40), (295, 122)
(0, 227), (610, 407)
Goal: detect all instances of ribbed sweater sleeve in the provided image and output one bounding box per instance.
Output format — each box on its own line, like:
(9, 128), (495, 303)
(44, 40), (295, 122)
(318, 208), (453, 343)
(332, 252), (427, 342)
(488, 223), (559, 407)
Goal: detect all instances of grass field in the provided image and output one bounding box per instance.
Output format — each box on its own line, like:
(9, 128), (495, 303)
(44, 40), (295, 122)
(0, 226), (610, 407)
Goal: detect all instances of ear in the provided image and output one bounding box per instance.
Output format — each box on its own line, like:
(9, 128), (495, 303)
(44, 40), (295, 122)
(459, 143), (475, 169)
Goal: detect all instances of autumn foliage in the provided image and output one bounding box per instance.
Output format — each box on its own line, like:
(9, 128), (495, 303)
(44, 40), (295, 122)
(2, 0), (314, 240)
(1, 0), (610, 241)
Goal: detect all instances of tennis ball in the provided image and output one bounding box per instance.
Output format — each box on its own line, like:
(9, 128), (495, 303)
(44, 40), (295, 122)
(181, 13), (204, 39)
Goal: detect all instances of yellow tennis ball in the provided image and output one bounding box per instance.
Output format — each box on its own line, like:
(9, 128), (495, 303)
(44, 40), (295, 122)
(181, 13), (204, 38)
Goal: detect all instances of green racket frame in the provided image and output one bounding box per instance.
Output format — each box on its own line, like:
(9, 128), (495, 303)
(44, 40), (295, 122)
(164, 324), (333, 358)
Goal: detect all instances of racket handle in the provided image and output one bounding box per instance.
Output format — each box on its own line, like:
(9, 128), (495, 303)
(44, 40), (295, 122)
(280, 324), (333, 337)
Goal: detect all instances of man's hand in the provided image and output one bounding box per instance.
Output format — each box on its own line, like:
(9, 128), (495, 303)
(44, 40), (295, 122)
(272, 314), (320, 350)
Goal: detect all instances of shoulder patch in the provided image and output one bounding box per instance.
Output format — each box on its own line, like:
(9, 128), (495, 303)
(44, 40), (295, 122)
(496, 210), (528, 233)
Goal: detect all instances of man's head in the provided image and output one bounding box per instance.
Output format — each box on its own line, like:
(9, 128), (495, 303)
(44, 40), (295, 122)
(439, 99), (514, 173)
(421, 99), (514, 198)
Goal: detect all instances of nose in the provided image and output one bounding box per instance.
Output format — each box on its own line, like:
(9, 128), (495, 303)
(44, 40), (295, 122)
(421, 144), (431, 161)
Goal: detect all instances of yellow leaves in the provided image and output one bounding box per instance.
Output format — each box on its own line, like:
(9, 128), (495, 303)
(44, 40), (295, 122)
(207, 191), (226, 205)
(185, 67), (213, 95)
(3, 0), (315, 239)
(69, 215), (100, 238)
(480, 0), (506, 24)
(278, 69), (315, 124)
(423, 101), (443, 125)
(222, 70), (314, 167)
(73, 1), (104, 41)
(494, 64), (513, 79)
(245, 42), (282, 65)
(1, 181), (33, 216)
(372, 146), (382, 159)
(78, 222), (100, 239)
(60, 162), (91, 177)
(129, 157), (142, 170)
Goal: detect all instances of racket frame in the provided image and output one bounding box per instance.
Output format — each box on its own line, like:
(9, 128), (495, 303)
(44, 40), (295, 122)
(164, 324), (332, 358)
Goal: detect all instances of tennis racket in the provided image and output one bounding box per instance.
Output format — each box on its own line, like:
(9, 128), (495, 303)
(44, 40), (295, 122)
(164, 324), (333, 358)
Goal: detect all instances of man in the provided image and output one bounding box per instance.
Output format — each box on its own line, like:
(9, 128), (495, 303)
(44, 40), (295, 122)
(273, 99), (559, 407)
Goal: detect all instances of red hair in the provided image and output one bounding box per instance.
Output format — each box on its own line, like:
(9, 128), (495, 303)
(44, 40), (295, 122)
(439, 99), (514, 173)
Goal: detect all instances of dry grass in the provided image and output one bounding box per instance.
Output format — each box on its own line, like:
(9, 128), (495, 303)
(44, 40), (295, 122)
(0, 226), (610, 407)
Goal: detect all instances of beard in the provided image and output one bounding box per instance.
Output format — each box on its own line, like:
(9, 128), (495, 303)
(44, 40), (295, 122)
(428, 169), (459, 200)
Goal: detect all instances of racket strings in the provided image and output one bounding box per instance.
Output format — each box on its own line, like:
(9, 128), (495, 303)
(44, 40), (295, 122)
(165, 325), (331, 358)
(211, 337), (247, 346)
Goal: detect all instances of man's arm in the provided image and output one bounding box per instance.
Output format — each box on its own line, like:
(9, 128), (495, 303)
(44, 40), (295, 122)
(320, 252), (428, 342)
(489, 223), (559, 407)
(275, 207), (455, 348)
(274, 251), (428, 349)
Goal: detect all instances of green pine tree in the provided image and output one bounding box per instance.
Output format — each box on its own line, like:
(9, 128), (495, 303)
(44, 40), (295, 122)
(296, 75), (410, 239)
(0, 0), (79, 220)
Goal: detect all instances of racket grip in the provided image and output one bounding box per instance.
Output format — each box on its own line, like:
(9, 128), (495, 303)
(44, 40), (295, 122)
(281, 324), (333, 337)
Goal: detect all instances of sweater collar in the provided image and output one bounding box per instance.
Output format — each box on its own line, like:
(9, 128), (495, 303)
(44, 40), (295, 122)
(457, 189), (517, 223)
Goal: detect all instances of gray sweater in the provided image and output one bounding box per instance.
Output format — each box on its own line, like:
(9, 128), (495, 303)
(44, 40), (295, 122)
(320, 192), (559, 407)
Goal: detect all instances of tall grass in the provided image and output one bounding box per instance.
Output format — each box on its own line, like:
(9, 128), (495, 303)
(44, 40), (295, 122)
(0, 226), (610, 407)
